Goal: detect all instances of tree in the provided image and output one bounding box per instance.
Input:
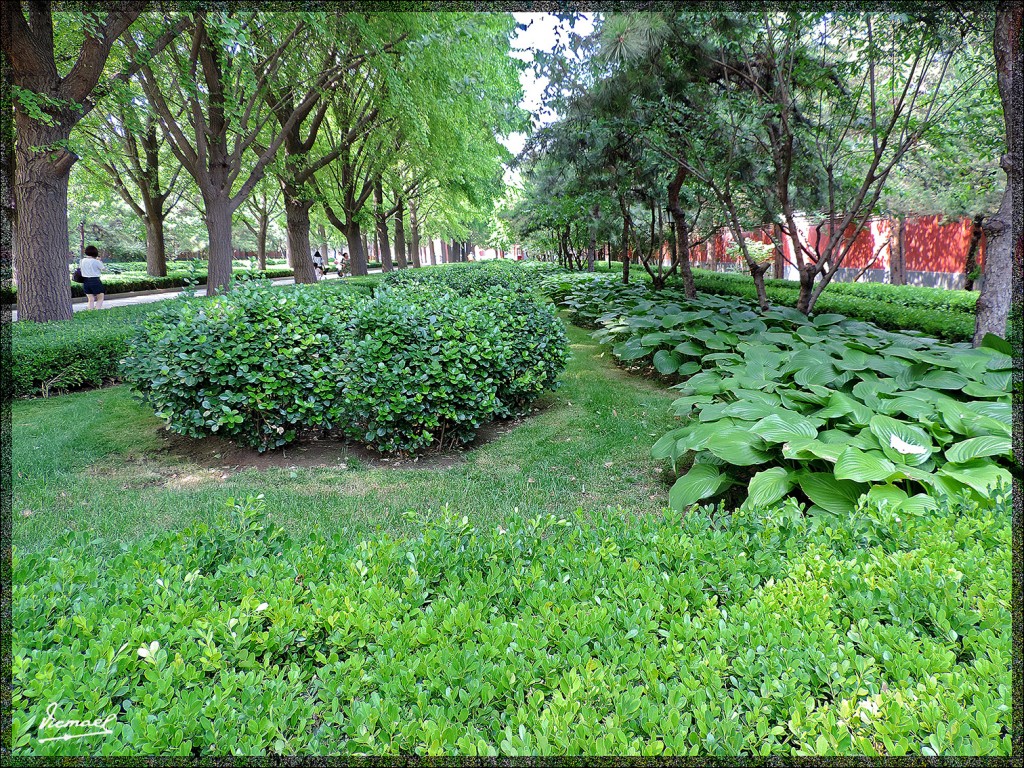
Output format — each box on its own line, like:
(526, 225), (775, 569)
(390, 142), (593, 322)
(3, 2), (182, 320)
(77, 92), (184, 276)
(239, 174), (282, 271)
(129, 10), (326, 294)
(973, 1), (1021, 344)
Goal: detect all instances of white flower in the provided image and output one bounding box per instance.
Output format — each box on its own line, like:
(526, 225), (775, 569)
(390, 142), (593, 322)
(889, 434), (926, 455)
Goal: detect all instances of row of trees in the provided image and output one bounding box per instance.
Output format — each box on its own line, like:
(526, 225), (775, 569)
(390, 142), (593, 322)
(3, 5), (525, 321)
(504, 6), (1020, 345)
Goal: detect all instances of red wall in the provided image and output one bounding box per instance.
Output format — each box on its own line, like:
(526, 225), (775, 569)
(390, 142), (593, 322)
(687, 214), (985, 276)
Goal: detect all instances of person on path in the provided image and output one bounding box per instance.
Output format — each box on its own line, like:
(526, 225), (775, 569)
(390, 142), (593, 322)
(312, 250), (325, 279)
(338, 251), (350, 277)
(80, 245), (106, 310)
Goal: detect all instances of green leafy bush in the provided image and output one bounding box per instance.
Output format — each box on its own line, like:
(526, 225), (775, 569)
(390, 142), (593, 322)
(122, 270), (568, 453)
(380, 260), (546, 296)
(122, 281), (363, 451)
(543, 273), (1011, 513)
(336, 289), (503, 452)
(12, 491), (1011, 756)
(335, 282), (567, 453)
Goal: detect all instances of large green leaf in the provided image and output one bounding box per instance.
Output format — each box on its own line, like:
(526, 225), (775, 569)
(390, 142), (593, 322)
(979, 332), (1012, 355)
(613, 338), (649, 361)
(916, 370), (969, 390)
(782, 438), (845, 463)
(815, 391), (875, 427)
(720, 400), (778, 421)
(794, 363), (839, 388)
(869, 414), (934, 466)
(751, 412), (820, 443)
(945, 435), (1011, 464)
(653, 350), (683, 375)
(640, 331), (672, 347)
(834, 447), (898, 483)
(669, 464), (729, 509)
(705, 429), (772, 466)
(746, 467), (796, 508)
(798, 473), (869, 515)
(673, 340), (705, 357)
(938, 460), (1011, 495)
(683, 372), (727, 395)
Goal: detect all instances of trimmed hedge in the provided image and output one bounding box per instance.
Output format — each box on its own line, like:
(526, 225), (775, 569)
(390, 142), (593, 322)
(586, 264), (976, 342)
(121, 281), (365, 451)
(12, 490), (1011, 756)
(12, 302), (174, 397)
(2, 266), (294, 304)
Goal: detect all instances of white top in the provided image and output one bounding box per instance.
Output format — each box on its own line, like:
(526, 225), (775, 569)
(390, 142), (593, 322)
(80, 257), (105, 277)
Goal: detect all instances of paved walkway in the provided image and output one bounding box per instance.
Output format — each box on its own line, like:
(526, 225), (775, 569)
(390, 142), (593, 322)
(7, 270), (380, 321)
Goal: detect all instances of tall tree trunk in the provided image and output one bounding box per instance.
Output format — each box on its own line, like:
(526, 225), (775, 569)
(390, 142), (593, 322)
(773, 224), (785, 279)
(428, 236), (436, 266)
(974, 0), (1020, 344)
(974, 190), (1013, 342)
(394, 198), (407, 269)
(451, 239), (460, 263)
(343, 220), (367, 276)
(964, 213), (984, 291)
(204, 196), (234, 295)
(373, 177), (393, 272)
(257, 214), (268, 271)
(667, 167), (696, 298)
(283, 187), (317, 283)
(13, 119), (75, 322)
(795, 264), (817, 315)
(889, 216), (906, 285)
(409, 201), (422, 268)
(621, 217), (630, 285)
(144, 214), (168, 277)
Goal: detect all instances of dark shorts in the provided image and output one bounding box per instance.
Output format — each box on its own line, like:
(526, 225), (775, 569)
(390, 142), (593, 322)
(83, 277), (104, 295)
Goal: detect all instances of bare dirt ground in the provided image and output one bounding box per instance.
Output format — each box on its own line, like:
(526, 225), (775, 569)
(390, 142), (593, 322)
(151, 407), (547, 473)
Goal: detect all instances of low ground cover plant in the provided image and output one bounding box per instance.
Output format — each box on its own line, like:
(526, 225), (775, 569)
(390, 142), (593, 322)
(12, 491), (1011, 756)
(585, 264), (976, 341)
(122, 268), (568, 453)
(540, 272), (1011, 515)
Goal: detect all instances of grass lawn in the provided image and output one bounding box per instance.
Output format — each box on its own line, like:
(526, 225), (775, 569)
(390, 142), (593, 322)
(12, 322), (680, 553)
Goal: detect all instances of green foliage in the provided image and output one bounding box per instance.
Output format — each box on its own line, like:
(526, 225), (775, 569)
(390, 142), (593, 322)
(542, 271), (1011, 513)
(122, 281), (363, 452)
(12, 490), (1011, 756)
(691, 271), (977, 343)
(122, 265), (567, 454)
(13, 303), (176, 398)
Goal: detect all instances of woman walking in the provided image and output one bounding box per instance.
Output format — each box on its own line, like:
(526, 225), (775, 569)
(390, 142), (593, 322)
(80, 245), (106, 310)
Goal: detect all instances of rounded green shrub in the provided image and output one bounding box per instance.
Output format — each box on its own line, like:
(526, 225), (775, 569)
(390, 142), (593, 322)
(483, 287), (569, 418)
(335, 288), (507, 453)
(122, 281), (361, 451)
(121, 268), (569, 455)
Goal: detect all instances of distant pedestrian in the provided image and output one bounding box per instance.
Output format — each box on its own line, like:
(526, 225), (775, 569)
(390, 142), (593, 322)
(338, 251), (350, 277)
(80, 245), (106, 309)
(312, 250), (325, 279)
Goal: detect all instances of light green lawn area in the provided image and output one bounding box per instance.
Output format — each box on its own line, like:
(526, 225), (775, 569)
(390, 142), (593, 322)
(12, 323), (680, 553)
